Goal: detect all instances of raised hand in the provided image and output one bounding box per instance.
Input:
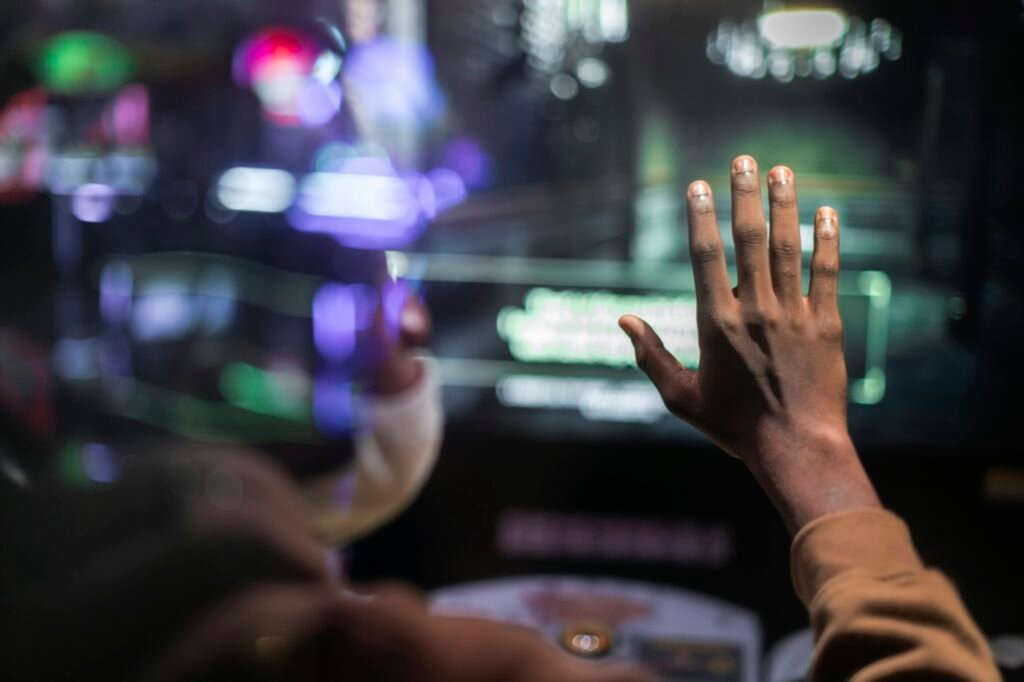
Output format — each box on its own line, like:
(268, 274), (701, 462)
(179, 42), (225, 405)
(620, 156), (880, 533)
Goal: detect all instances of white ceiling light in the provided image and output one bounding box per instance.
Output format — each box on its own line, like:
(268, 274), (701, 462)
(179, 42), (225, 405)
(707, 4), (901, 83)
(758, 9), (846, 49)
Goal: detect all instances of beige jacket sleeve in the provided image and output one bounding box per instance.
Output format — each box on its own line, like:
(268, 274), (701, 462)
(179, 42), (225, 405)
(304, 357), (444, 546)
(791, 508), (1001, 681)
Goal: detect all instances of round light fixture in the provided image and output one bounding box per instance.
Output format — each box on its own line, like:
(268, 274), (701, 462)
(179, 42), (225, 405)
(707, 4), (901, 82)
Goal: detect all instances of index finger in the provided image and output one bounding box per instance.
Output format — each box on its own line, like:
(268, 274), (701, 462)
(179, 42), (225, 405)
(686, 180), (732, 314)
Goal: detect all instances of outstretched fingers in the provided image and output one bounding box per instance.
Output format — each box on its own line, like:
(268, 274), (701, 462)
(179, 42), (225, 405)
(686, 180), (732, 316)
(809, 206), (841, 318)
(767, 166), (803, 306)
(730, 155), (773, 302)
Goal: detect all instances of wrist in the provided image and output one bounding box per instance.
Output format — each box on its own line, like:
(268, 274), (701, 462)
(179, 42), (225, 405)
(747, 425), (881, 535)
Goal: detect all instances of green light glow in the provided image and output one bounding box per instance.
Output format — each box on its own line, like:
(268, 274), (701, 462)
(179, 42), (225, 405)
(105, 378), (319, 444)
(219, 362), (311, 422)
(57, 441), (89, 487)
(849, 271), (891, 405)
(396, 253), (892, 406)
(498, 288), (699, 368)
(105, 252), (321, 318)
(35, 31), (134, 94)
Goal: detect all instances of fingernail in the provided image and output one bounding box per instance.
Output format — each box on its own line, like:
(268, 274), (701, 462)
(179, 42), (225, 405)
(732, 155), (755, 175)
(768, 166), (792, 186)
(688, 180), (710, 198)
(817, 206), (838, 225)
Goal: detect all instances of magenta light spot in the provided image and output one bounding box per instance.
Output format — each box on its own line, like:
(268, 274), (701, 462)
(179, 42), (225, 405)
(110, 85), (150, 147)
(233, 26), (325, 125)
(233, 27), (321, 88)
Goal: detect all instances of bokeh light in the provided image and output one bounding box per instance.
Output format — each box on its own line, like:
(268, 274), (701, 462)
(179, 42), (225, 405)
(289, 156), (427, 249)
(233, 26), (343, 126)
(708, 11), (901, 82)
(215, 167), (296, 213)
(71, 183), (115, 223)
(343, 37), (445, 130)
(439, 137), (492, 189)
(35, 31), (134, 95)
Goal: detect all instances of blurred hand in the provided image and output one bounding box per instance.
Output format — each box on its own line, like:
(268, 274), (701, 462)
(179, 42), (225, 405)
(370, 287), (432, 396)
(326, 585), (654, 682)
(177, 446), (333, 584)
(145, 579), (653, 682)
(620, 156), (880, 533)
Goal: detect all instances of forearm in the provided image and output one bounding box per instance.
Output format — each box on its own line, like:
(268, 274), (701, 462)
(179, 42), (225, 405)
(305, 357), (443, 546)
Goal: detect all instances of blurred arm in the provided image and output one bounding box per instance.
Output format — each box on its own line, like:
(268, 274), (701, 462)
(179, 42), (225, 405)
(305, 356), (443, 546)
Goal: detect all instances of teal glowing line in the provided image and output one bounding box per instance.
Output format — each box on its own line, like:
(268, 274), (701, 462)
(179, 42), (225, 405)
(849, 270), (891, 405)
(101, 379), (319, 444)
(102, 252), (324, 317)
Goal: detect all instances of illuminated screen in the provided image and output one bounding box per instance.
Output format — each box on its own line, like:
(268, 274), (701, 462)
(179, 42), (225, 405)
(417, 254), (888, 439)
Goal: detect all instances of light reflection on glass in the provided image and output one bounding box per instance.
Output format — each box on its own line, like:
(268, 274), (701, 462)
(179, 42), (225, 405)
(215, 167), (296, 213)
(100, 260), (133, 324)
(313, 283), (357, 362)
(81, 442), (119, 483)
(290, 169), (425, 249)
(313, 374), (355, 436)
(708, 12), (900, 82)
(71, 183), (115, 223)
(131, 290), (197, 343)
(343, 37), (445, 130)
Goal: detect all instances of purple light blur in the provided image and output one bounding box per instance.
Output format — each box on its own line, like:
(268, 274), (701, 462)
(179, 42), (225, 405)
(381, 280), (410, 341)
(99, 260), (133, 324)
(439, 137), (492, 189)
(427, 168), (467, 213)
(81, 442), (119, 484)
(72, 183), (115, 222)
(288, 169), (426, 249)
(313, 283), (356, 362)
(297, 78), (343, 127)
(340, 155), (393, 175)
(110, 85), (150, 147)
(313, 375), (354, 436)
(343, 38), (445, 129)
(348, 283), (379, 331)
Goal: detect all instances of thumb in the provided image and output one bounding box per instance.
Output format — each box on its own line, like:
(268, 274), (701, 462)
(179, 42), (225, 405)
(619, 314), (700, 418)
